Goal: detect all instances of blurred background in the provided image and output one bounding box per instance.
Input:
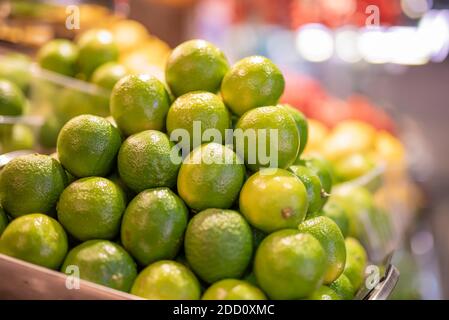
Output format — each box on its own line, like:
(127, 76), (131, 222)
(1, 0), (449, 299)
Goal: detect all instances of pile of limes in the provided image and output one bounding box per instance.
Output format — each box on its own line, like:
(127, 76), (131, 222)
(0, 39), (373, 300)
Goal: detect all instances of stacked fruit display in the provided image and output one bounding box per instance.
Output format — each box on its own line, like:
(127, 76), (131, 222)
(0, 39), (393, 300)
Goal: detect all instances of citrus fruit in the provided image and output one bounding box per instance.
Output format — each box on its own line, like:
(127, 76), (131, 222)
(76, 29), (119, 79)
(55, 88), (107, 123)
(166, 91), (231, 151)
(320, 199), (350, 238)
(0, 53), (31, 91)
(0, 154), (67, 217)
(110, 19), (149, 53)
(235, 106), (300, 171)
(202, 279), (267, 300)
(121, 188), (188, 266)
(57, 177), (126, 241)
(37, 39), (78, 77)
(106, 172), (135, 203)
(333, 186), (376, 239)
(343, 237), (368, 290)
(221, 56), (285, 116)
(304, 119), (329, 155)
(61, 240), (137, 292)
(39, 116), (63, 149)
(239, 169), (308, 233)
(306, 286), (341, 300)
(298, 216), (346, 284)
(329, 274), (355, 300)
(110, 74), (171, 136)
(177, 143), (245, 211)
(278, 104), (308, 157)
(321, 120), (376, 162)
(0, 79), (26, 116)
(117, 130), (181, 193)
(131, 260), (201, 300)
(57, 115), (122, 177)
(333, 152), (375, 182)
(297, 155), (333, 205)
(0, 124), (34, 153)
(289, 165), (323, 215)
(254, 229), (326, 299)
(184, 208), (253, 283)
(91, 62), (128, 90)
(166, 39), (229, 97)
(0, 214), (68, 269)
(0, 206), (8, 236)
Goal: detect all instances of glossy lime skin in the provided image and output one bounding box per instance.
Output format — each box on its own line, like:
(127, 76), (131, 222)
(320, 199), (350, 238)
(343, 237), (368, 290)
(121, 188), (188, 266)
(202, 279), (267, 300)
(306, 286), (341, 300)
(37, 39), (79, 77)
(57, 177), (126, 241)
(91, 62), (127, 90)
(166, 91), (231, 151)
(289, 165), (323, 215)
(329, 274), (355, 300)
(239, 169), (308, 233)
(166, 39), (229, 97)
(0, 79), (25, 116)
(279, 104), (308, 157)
(110, 74), (171, 136)
(177, 143), (245, 211)
(254, 229), (326, 299)
(131, 260), (201, 300)
(298, 216), (346, 284)
(184, 209), (253, 283)
(117, 130), (181, 193)
(221, 56), (285, 116)
(0, 214), (68, 269)
(57, 115), (122, 178)
(61, 240), (137, 292)
(0, 154), (67, 217)
(235, 106), (300, 171)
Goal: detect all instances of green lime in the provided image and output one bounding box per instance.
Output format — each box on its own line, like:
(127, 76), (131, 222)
(131, 260), (201, 300)
(333, 186), (376, 239)
(166, 91), (231, 151)
(0, 154), (67, 217)
(343, 237), (368, 290)
(329, 274), (355, 300)
(57, 177), (126, 241)
(117, 130), (181, 193)
(221, 56), (285, 116)
(57, 115), (122, 177)
(289, 165), (323, 215)
(0, 53), (31, 91)
(166, 39), (229, 97)
(235, 106), (300, 171)
(110, 74), (170, 136)
(202, 279), (266, 300)
(121, 188), (188, 266)
(278, 104), (308, 157)
(0, 79), (26, 116)
(50, 152), (76, 185)
(333, 153), (375, 182)
(91, 62), (127, 90)
(106, 171), (135, 203)
(0, 213), (67, 269)
(177, 143), (245, 211)
(0, 124), (34, 153)
(306, 286), (341, 300)
(297, 156), (334, 206)
(254, 229), (326, 299)
(298, 216), (346, 284)
(76, 29), (119, 79)
(0, 205), (8, 236)
(184, 208), (253, 283)
(55, 88), (108, 123)
(61, 240), (137, 292)
(39, 116), (63, 149)
(37, 39), (79, 77)
(239, 169), (307, 233)
(320, 199), (350, 238)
